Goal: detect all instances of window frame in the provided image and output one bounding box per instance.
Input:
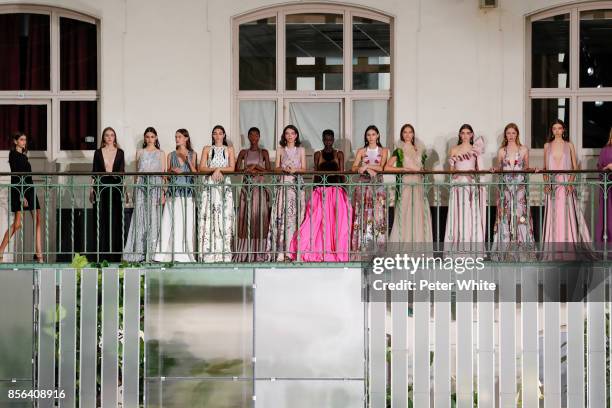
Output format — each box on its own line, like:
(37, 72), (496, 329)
(527, 1), (612, 157)
(0, 5), (100, 160)
(232, 4), (394, 156)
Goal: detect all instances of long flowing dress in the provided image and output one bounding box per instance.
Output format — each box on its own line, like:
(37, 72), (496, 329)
(266, 146), (306, 261)
(153, 151), (196, 263)
(123, 150), (163, 262)
(289, 150), (353, 262)
(490, 147), (536, 260)
(389, 142), (433, 249)
(542, 142), (592, 258)
(444, 137), (486, 255)
(350, 147), (387, 258)
(92, 148), (125, 262)
(234, 149), (270, 262)
(596, 145), (612, 246)
(198, 146), (234, 262)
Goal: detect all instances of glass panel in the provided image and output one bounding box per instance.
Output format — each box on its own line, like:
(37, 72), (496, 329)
(531, 98), (570, 148)
(582, 101), (612, 148)
(145, 378), (252, 408)
(239, 17), (276, 90)
(254, 268), (364, 379)
(0, 104), (47, 150)
(239, 100), (276, 149)
(352, 100), (389, 152)
(287, 101), (341, 152)
(0, 269), (33, 380)
(60, 100), (97, 150)
(0, 13), (50, 90)
(60, 17), (97, 90)
(580, 10), (612, 88)
(353, 17), (390, 90)
(531, 14), (569, 88)
(145, 268), (253, 379)
(255, 380), (364, 408)
(286, 14), (343, 91)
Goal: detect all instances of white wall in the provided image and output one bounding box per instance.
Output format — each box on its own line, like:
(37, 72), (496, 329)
(0, 0), (592, 169)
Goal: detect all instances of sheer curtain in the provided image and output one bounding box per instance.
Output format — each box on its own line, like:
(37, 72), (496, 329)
(288, 101), (341, 152)
(352, 100), (389, 149)
(239, 100), (276, 150)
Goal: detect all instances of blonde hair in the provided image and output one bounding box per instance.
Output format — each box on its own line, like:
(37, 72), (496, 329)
(501, 123), (522, 148)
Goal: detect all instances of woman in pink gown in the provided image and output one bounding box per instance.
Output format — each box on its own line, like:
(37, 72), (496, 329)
(542, 119), (592, 257)
(444, 124), (486, 255)
(289, 130), (353, 261)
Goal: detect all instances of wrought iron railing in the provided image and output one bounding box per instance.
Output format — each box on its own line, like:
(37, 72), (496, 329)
(0, 169), (610, 264)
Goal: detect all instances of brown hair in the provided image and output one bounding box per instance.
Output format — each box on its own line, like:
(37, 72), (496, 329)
(501, 123), (522, 147)
(548, 119), (569, 142)
(100, 127), (118, 148)
(176, 128), (193, 152)
(400, 123), (416, 146)
(11, 131), (27, 154)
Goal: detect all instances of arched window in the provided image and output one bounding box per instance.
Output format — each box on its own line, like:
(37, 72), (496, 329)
(233, 5), (392, 154)
(0, 5), (99, 158)
(528, 2), (612, 154)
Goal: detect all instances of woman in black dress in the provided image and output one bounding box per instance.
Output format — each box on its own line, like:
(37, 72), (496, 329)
(90, 127), (125, 262)
(0, 131), (43, 262)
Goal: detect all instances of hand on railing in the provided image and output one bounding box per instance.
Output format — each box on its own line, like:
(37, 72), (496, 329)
(211, 168), (223, 182)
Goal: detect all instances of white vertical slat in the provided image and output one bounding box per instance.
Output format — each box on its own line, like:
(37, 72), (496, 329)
(370, 295), (386, 408)
(543, 270), (561, 408)
(587, 268), (606, 408)
(59, 268), (77, 407)
(456, 270), (473, 408)
(79, 268), (98, 408)
(123, 269), (142, 408)
(521, 267), (539, 408)
(413, 270), (430, 407)
(38, 268), (56, 408)
(499, 267), (516, 408)
(434, 269), (451, 408)
(391, 268), (408, 408)
(101, 268), (119, 408)
(477, 267), (495, 408)
(566, 289), (584, 408)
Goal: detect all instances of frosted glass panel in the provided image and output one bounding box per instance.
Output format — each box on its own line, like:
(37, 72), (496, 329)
(145, 268), (253, 378)
(288, 101), (341, 152)
(255, 380), (364, 408)
(239, 100), (276, 150)
(145, 378), (252, 408)
(352, 100), (389, 151)
(254, 268), (364, 378)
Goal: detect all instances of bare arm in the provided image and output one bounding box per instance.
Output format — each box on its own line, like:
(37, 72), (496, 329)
(569, 142), (577, 183)
(543, 143), (549, 182)
(522, 147), (530, 170)
(222, 147), (236, 172)
(235, 149), (246, 171)
(274, 147), (283, 170)
(351, 149), (364, 171)
(298, 147), (307, 171)
(198, 147), (209, 172)
(337, 151), (345, 172)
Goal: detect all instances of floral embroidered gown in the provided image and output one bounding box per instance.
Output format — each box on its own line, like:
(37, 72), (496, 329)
(198, 146), (234, 262)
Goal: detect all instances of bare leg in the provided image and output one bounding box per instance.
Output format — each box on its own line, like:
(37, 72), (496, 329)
(34, 209), (43, 262)
(0, 212), (23, 260)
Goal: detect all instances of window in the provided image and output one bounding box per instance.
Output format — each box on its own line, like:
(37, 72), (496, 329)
(234, 5), (392, 154)
(528, 3), (612, 151)
(0, 6), (98, 156)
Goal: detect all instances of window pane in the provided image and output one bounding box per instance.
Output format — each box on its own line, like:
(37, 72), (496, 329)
(582, 101), (612, 148)
(239, 17), (276, 90)
(352, 100), (389, 151)
(353, 17), (390, 90)
(0, 13), (50, 90)
(580, 10), (612, 88)
(60, 101), (97, 150)
(0, 104), (47, 150)
(60, 17), (97, 90)
(287, 101), (341, 152)
(531, 14), (569, 88)
(286, 14), (343, 91)
(531, 98), (570, 148)
(239, 100), (276, 149)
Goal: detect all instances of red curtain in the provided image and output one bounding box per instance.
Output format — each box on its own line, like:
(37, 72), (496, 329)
(60, 101), (96, 150)
(60, 17), (97, 90)
(0, 14), (21, 90)
(0, 105), (47, 150)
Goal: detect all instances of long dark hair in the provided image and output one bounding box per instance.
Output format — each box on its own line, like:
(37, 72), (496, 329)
(211, 125), (228, 146)
(457, 124), (474, 145)
(142, 127), (160, 149)
(400, 123), (416, 146)
(100, 126), (118, 148)
(548, 119), (569, 142)
(280, 125), (301, 147)
(363, 125), (382, 148)
(176, 128), (193, 152)
(11, 131), (27, 154)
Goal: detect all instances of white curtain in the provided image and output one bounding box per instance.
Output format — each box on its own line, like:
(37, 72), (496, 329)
(239, 100), (276, 150)
(288, 101), (341, 152)
(352, 100), (390, 150)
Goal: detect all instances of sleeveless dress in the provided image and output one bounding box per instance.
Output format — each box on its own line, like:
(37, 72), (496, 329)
(198, 146), (234, 262)
(266, 146), (306, 261)
(444, 137), (486, 255)
(350, 146), (387, 258)
(235, 149), (270, 262)
(289, 149), (353, 262)
(542, 142), (592, 259)
(153, 151), (196, 262)
(123, 149), (163, 262)
(490, 147), (536, 261)
(596, 145), (612, 246)
(389, 142), (433, 246)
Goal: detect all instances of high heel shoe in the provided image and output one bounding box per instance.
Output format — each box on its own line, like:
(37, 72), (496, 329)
(34, 254), (44, 263)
